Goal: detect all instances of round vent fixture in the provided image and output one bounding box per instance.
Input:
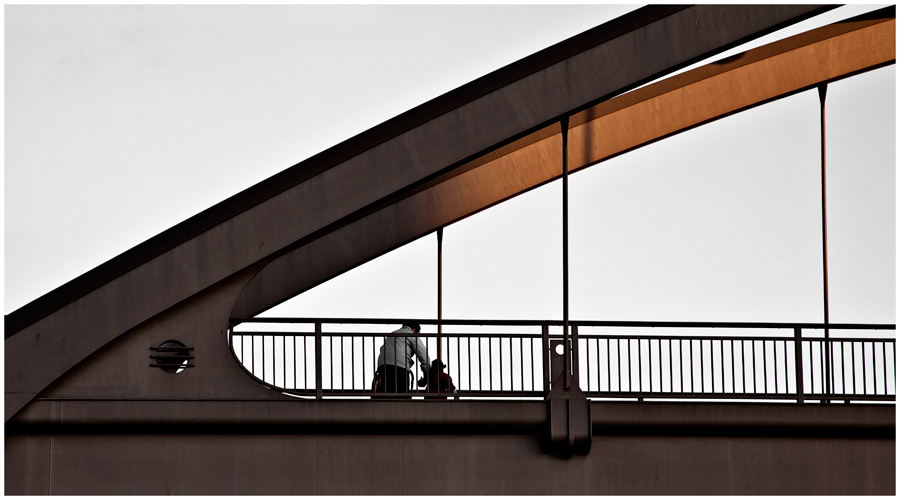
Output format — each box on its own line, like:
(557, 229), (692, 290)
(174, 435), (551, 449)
(150, 340), (194, 374)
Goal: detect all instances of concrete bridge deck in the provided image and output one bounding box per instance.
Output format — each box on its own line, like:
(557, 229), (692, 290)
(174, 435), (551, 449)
(7, 400), (894, 494)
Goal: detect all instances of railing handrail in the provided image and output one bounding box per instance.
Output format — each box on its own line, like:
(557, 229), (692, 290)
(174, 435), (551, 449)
(233, 331), (894, 343)
(232, 317), (895, 330)
(228, 318), (896, 403)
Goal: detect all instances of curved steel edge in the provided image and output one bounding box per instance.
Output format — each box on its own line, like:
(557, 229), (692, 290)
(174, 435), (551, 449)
(3, 5), (693, 338)
(5, 5), (841, 338)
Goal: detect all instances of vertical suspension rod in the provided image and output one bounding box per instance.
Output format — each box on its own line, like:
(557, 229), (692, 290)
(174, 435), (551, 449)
(437, 227), (443, 361)
(561, 116), (571, 391)
(818, 83), (831, 401)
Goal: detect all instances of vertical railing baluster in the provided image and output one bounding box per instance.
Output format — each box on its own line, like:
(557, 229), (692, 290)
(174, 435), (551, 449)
(750, 340), (756, 395)
(840, 341), (846, 396)
(572, 325), (580, 386)
(669, 339), (673, 394)
(585, 336), (590, 392)
(628, 339), (633, 393)
(862, 341), (867, 396)
(532, 334), (537, 391)
(496, 335), (502, 391)
(618, 339), (622, 393)
(638, 338), (643, 394)
(542, 325), (550, 395)
(359, 335), (363, 392)
(705, 340), (710, 394)
(505, 336), (509, 391)
(449, 334), (454, 397)
(373, 335), (377, 395)
(315, 323), (323, 400)
(479, 335), (484, 392)
(720, 339), (724, 394)
(731, 340), (736, 394)
(807, 340), (813, 395)
(469, 335), (473, 393)
(782, 340), (788, 395)
(819, 340), (825, 397)
(604, 338), (610, 392)
(490, 335), (494, 392)
(468, 334), (481, 391)
(689, 340), (694, 394)
(657, 339), (662, 394)
(520, 337), (524, 392)
(794, 329), (805, 403)
(329, 335), (334, 393)
(870, 341), (876, 396)
(700, 339), (705, 394)
(458, 336), (462, 395)
(509, 337), (514, 392)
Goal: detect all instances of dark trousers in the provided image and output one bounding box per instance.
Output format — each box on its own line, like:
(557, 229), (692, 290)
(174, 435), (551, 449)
(374, 364), (411, 399)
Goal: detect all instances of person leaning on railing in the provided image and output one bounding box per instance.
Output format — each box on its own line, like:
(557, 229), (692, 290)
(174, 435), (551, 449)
(372, 324), (430, 398)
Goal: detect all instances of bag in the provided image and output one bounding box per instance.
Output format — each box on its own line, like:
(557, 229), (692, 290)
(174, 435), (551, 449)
(372, 367), (384, 392)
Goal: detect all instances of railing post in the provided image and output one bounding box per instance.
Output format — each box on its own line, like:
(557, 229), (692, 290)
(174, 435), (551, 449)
(542, 323), (550, 396)
(315, 322), (323, 400)
(794, 328), (805, 403)
(572, 324), (579, 381)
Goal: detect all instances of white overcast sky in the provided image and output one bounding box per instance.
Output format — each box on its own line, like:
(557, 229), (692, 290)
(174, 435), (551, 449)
(4, 3), (895, 331)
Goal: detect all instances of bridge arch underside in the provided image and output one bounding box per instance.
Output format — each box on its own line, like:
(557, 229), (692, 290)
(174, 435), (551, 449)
(232, 17), (894, 321)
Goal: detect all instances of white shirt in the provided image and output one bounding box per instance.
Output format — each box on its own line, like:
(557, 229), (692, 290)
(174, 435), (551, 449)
(376, 325), (430, 374)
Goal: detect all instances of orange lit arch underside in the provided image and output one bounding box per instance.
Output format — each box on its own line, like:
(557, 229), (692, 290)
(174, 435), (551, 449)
(232, 17), (895, 318)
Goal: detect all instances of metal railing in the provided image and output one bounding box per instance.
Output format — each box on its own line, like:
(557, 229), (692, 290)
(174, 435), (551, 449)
(228, 318), (895, 403)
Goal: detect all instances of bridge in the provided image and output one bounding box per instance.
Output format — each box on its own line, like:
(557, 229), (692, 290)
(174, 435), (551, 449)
(5, 5), (895, 494)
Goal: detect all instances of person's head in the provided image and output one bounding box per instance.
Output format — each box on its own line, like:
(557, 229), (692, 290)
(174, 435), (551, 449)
(431, 359), (446, 373)
(402, 323), (421, 333)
